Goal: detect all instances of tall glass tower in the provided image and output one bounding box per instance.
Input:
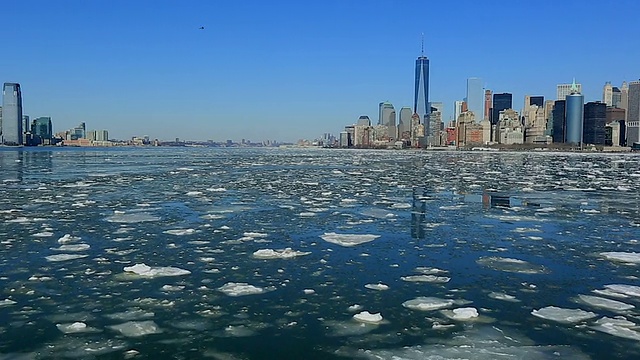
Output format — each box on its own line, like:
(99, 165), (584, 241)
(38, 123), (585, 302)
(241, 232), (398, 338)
(413, 35), (429, 126)
(466, 77), (483, 122)
(565, 80), (584, 145)
(2, 83), (23, 145)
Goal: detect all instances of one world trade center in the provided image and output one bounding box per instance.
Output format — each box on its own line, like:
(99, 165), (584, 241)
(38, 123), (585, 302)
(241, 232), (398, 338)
(413, 36), (430, 131)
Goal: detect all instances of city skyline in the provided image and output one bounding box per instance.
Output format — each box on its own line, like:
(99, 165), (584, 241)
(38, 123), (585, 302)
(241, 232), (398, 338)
(2, 1), (640, 142)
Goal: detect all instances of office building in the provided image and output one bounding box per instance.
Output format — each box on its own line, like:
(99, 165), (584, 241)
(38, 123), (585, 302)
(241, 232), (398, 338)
(484, 90), (492, 121)
(466, 77), (483, 122)
(378, 101), (396, 140)
(557, 81), (582, 100)
(398, 107), (412, 140)
(357, 115), (371, 126)
(621, 81), (629, 121)
(32, 117), (53, 145)
(627, 80), (640, 144)
(491, 93), (512, 125)
(565, 81), (584, 145)
(525, 95), (544, 108)
(454, 101), (464, 125)
(612, 86), (622, 108)
(413, 40), (430, 125)
(583, 102), (606, 146)
(603, 82), (613, 106)
(552, 100), (566, 143)
(1, 83), (23, 145)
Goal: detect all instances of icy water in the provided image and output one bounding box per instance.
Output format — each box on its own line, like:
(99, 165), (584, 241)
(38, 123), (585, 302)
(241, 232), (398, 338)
(1, 147), (640, 359)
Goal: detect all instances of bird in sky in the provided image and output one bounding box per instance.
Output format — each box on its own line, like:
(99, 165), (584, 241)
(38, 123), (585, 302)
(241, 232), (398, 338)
(199, 26), (205, 30)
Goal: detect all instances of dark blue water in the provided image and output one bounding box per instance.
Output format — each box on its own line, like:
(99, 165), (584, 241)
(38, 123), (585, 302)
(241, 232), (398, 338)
(1, 147), (639, 359)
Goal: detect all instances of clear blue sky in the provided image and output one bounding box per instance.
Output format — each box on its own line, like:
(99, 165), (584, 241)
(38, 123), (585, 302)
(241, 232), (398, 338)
(2, 0), (639, 142)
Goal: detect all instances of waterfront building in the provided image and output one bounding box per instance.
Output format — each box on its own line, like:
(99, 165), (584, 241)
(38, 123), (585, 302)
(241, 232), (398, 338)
(484, 90), (492, 121)
(524, 105), (549, 144)
(414, 39), (430, 125)
(427, 110), (442, 146)
(1, 83), (23, 145)
(32, 117), (53, 145)
(398, 107), (412, 141)
(557, 81), (582, 100)
(621, 81), (629, 121)
(606, 107), (625, 124)
(552, 100), (566, 143)
(357, 115), (371, 126)
(497, 109), (524, 145)
(410, 113), (424, 147)
(378, 101), (396, 140)
(612, 86), (622, 108)
(524, 95), (544, 109)
(583, 102), (607, 146)
(605, 121), (623, 146)
(466, 77), (483, 123)
(454, 101), (464, 125)
(627, 81), (640, 144)
(565, 80), (584, 145)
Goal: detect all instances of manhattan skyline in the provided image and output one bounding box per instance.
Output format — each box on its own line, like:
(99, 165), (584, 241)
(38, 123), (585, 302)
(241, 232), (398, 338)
(2, 0), (639, 142)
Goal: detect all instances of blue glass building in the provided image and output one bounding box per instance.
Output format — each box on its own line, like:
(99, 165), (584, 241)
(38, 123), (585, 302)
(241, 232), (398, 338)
(413, 54), (429, 125)
(2, 83), (23, 145)
(565, 81), (584, 145)
(466, 77), (483, 122)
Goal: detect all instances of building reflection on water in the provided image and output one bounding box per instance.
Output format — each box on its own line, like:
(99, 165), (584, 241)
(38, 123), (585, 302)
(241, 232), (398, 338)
(0, 149), (53, 183)
(411, 187), (427, 239)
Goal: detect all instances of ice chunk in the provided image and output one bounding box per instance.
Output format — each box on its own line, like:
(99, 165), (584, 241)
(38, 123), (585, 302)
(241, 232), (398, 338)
(303, 289), (315, 295)
(414, 267), (448, 275)
(353, 311), (383, 324)
(477, 256), (548, 274)
(244, 232), (268, 238)
(252, 248), (311, 259)
(401, 275), (450, 283)
(106, 212), (160, 223)
(348, 304), (363, 312)
(442, 307), (479, 320)
(402, 297), (455, 311)
(33, 231), (54, 237)
(56, 322), (96, 334)
(0, 299), (17, 307)
(604, 284), (640, 298)
(45, 254), (89, 262)
(320, 232), (380, 247)
(364, 283), (389, 291)
(52, 244), (90, 252)
(591, 316), (640, 341)
(123, 263), (191, 277)
(601, 252), (640, 264)
(218, 282), (266, 296)
(105, 308), (154, 321)
(531, 306), (597, 323)
(163, 228), (197, 236)
(488, 292), (520, 302)
(576, 294), (634, 311)
(108, 320), (162, 337)
(57, 234), (81, 244)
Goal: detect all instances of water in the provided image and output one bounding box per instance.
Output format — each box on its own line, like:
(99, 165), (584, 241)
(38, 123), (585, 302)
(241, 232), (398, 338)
(1, 147), (640, 359)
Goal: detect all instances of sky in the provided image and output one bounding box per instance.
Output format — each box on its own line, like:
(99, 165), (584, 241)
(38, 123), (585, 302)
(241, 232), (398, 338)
(2, 0), (639, 142)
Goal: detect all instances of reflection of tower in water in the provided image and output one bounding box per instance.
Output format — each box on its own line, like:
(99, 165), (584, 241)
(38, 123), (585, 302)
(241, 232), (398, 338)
(411, 187), (427, 239)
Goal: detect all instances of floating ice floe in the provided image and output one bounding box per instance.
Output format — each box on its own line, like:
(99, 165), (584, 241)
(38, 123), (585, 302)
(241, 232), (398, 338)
(45, 254), (89, 262)
(402, 297), (455, 311)
(244, 232), (268, 238)
(488, 292), (520, 302)
(401, 275), (450, 283)
(575, 294), (634, 311)
(414, 267), (448, 275)
(591, 316), (640, 341)
(218, 282), (267, 296)
(348, 304), (363, 312)
(604, 284), (640, 298)
(441, 307), (479, 320)
(303, 289), (315, 295)
(531, 306), (597, 323)
(56, 322), (98, 334)
(353, 311), (383, 324)
(206, 187), (226, 192)
(364, 283), (389, 291)
(0, 299), (17, 307)
(477, 256), (548, 274)
(33, 231), (54, 237)
(57, 234), (81, 244)
(600, 252), (640, 264)
(52, 244), (90, 252)
(252, 248), (311, 259)
(108, 320), (162, 337)
(320, 232), (380, 247)
(163, 228), (197, 236)
(105, 308), (155, 321)
(123, 263), (191, 277)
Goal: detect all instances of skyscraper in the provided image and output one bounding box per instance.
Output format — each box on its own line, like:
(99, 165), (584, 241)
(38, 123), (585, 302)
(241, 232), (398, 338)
(621, 81), (629, 121)
(583, 102), (606, 146)
(466, 77), (483, 122)
(454, 100), (464, 123)
(627, 80), (640, 144)
(413, 36), (429, 125)
(557, 81), (582, 100)
(378, 101), (396, 140)
(1, 83), (23, 145)
(603, 82), (613, 106)
(32, 117), (53, 145)
(552, 100), (566, 143)
(565, 80), (584, 145)
(398, 107), (412, 140)
(491, 93), (512, 125)
(484, 90), (492, 121)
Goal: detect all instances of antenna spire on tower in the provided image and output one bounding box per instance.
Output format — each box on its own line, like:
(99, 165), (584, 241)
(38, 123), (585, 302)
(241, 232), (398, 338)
(421, 33), (424, 56)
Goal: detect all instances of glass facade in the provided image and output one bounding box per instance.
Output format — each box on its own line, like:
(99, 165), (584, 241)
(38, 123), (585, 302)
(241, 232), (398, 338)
(583, 102), (606, 145)
(413, 56), (430, 125)
(33, 117), (53, 144)
(565, 93), (584, 144)
(552, 100), (566, 143)
(492, 93), (512, 125)
(2, 83), (23, 145)
(466, 77), (483, 122)
(529, 96), (544, 107)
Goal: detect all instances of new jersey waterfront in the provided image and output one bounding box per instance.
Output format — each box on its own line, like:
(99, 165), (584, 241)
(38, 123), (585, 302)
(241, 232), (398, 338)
(1, 147), (640, 359)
